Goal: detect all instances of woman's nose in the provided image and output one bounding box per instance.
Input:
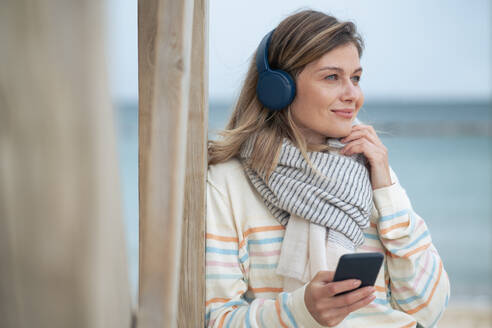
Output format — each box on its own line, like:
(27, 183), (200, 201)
(341, 79), (358, 102)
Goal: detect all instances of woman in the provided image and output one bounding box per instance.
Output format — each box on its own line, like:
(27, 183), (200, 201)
(206, 9), (450, 327)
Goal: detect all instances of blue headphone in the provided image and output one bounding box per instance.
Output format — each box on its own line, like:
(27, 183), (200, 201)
(256, 30), (296, 111)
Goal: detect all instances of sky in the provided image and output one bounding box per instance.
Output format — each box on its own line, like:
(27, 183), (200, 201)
(105, 0), (491, 103)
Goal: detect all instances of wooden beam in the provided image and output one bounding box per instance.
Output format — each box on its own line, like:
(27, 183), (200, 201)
(0, 1), (132, 328)
(137, 0), (195, 326)
(178, 0), (209, 326)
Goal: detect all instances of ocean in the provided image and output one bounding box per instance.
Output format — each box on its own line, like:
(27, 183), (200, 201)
(115, 99), (492, 305)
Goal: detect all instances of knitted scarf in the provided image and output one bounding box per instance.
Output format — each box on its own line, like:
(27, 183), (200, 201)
(239, 135), (373, 249)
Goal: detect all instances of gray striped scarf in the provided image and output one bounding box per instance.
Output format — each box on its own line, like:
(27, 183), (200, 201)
(239, 137), (373, 248)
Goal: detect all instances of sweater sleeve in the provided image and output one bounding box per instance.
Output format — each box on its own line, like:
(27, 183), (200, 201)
(205, 177), (326, 328)
(372, 166), (451, 327)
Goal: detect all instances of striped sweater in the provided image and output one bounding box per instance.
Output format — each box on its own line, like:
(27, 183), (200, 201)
(205, 158), (450, 327)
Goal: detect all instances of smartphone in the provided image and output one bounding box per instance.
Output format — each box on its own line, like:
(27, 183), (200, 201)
(332, 252), (384, 296)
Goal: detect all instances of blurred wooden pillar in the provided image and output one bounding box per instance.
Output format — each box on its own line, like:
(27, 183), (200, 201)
(178, 0), (209, 326)
(138, 0), (208, 326)
(0, 1), (132, 328)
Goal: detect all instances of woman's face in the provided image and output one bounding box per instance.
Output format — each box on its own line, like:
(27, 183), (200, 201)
(290, 43), (364, 143)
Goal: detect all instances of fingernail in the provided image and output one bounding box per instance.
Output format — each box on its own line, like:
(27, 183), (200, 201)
(353, 280), (361, 287)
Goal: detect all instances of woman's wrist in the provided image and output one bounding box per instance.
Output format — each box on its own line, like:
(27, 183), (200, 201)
(370, 161), (392, 190)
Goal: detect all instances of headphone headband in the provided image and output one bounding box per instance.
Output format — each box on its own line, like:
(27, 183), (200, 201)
(256, 30), (274, 74)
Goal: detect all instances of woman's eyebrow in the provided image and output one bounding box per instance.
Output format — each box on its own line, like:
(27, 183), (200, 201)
(317, 66), (363, 74)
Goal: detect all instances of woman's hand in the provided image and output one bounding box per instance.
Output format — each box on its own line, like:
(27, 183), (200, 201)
(338, 124), (392, 190)
(305, 271), (376, 327)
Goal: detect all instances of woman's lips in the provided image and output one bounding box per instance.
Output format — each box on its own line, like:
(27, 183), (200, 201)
(331, 110), (353, 119)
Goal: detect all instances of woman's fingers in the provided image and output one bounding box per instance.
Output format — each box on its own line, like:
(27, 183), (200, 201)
(321, 293), (376, 324)
(305, 275), (376, 326)
(341, 129), (381, 147)
(340, 138), (388, 166)
(312, 270), (335, 283)
(340, 138), (374, 156)
(343, 292), (377, 314)
(341, 124), (384, 147)
(315, 285), (375, 312)
(329, 286), (375, 308)
(338, 124), (389, 165)
(321, 279), (362, 297)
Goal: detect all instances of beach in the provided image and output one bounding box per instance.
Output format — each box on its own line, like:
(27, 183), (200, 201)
(439, 301), (491, 328)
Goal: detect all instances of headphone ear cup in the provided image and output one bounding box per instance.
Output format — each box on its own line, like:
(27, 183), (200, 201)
(256, 69), (296, 111)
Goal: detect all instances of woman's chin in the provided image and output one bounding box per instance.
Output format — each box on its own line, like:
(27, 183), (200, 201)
(326, 127), (352, 139)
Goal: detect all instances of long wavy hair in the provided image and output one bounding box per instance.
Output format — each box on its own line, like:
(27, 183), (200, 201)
(208, 9), (365, 179)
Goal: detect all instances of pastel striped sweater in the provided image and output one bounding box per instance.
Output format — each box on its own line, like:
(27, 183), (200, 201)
(205, 158), (450, 327)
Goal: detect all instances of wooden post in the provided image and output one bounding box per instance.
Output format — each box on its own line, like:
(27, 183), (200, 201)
(137, 0), (198, 326)
(0, 1), (132, 328)
(178, 0), (209, 326)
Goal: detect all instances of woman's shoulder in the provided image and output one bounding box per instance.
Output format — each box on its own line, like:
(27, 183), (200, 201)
(207, 157), (271, 223)
(207, 157), (249, 193)
(208, 156), (244, 176)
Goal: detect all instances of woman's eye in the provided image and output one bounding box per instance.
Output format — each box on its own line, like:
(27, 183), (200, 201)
(324, 74), (337, 81)
(351, 76), (361, 83)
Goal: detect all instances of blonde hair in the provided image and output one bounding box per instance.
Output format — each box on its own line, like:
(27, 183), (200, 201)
(208, 9), (365, 179)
